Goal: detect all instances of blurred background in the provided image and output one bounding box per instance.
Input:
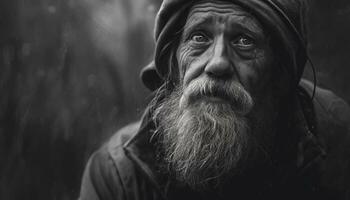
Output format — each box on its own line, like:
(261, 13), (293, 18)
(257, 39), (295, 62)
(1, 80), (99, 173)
(0, 0), (349, 199)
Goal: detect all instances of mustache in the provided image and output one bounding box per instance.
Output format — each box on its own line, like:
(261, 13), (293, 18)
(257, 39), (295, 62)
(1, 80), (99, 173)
(180, 77), (254, 115)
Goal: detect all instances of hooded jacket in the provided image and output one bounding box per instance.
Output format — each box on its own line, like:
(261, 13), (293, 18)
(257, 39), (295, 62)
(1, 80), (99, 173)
(79, 80), (350, 200)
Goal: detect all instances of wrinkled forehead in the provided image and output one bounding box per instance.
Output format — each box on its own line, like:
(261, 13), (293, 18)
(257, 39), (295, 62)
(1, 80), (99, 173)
(185, 1), (264, 35)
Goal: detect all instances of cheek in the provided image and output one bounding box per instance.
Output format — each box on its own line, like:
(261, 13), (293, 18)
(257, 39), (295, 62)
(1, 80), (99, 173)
(177, 44), (206, 85)
(177, 44), (192, 80)
(236, 50), (273, 94)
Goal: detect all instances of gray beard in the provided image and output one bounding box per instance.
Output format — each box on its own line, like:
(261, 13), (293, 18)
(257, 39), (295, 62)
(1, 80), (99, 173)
(153, 78), (256, 189)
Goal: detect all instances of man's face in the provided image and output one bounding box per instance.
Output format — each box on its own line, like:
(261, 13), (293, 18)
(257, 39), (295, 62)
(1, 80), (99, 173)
(155, 1), (277, 189)
(177, 1), (273, 103)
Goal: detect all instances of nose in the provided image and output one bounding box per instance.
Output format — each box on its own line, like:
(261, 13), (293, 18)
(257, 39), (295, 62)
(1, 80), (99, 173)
(205, 35), (233, 79)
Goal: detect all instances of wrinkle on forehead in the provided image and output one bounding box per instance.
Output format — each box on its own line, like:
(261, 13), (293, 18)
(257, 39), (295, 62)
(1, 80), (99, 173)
(189, 1), (247, 14)
(185, 1), (264, 36)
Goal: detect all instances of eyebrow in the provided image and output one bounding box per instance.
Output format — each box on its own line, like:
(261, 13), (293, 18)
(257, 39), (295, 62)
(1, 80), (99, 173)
(183, 12), (264, 39)
(230, 17), (264, 36)
(181, 15), (208, 40)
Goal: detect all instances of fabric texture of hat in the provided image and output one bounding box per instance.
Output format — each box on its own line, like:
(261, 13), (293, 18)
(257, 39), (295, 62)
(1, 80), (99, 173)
(141, 0), (309, 91)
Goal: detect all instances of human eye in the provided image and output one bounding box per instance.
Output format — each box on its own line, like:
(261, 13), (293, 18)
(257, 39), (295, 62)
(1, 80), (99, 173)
(189, 32), (210, 43)
(232, 35), (256, 50)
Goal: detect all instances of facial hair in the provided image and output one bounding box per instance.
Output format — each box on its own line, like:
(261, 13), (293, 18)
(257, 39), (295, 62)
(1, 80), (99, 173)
(153, 77), (255, 189)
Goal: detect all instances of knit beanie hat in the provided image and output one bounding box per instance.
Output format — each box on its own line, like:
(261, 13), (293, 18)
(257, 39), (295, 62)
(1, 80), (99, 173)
(141, 0), (309, 91)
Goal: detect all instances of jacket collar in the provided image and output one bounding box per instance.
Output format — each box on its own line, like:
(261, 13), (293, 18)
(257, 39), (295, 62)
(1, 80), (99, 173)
(123, 92), (327, 198)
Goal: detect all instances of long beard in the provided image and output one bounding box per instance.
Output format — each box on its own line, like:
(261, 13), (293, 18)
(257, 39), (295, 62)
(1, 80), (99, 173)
(153, 77), (256, 189)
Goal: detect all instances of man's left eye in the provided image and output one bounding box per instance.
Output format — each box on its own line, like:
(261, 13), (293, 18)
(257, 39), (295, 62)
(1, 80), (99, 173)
(232, 36), (255, 49)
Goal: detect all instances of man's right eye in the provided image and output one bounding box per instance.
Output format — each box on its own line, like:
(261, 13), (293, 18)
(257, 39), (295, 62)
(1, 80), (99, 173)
(190, 33), (209, 43)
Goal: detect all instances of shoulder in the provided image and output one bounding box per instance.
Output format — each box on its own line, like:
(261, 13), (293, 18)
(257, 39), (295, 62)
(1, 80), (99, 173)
(79, 145), (127, 200)
(300, 79), (350, 151)
(79, 121), (142, 200)
(300, 79), (350, 198)
(299, 79), (350, 151)
(108, 121), (142, 148)
(106, 121), (142, 183)
(300, 79), (350, 130)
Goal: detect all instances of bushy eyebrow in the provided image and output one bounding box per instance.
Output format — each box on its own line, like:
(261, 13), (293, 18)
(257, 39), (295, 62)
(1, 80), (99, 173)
(182, 14), (213, 39)
(182, 12), (264, 40)
(230, 17), (264, 37)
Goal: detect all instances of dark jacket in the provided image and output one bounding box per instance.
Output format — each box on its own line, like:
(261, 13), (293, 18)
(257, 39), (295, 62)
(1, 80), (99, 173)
(79, 80), (350, 200)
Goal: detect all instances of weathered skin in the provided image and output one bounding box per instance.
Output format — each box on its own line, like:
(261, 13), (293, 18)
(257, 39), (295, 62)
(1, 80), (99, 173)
(176, 1), (280, 152)
(176, 1), (273, 99)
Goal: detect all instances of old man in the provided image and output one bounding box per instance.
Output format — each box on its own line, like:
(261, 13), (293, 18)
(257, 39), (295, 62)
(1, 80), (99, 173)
(79, 0), (350, 199)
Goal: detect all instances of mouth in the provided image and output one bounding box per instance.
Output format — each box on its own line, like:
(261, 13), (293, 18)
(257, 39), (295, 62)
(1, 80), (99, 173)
(180, 79), (254, 115)
(182, 85), (235, 107)
(201, 93), (231, 104)
(180, 92), (229, 109)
